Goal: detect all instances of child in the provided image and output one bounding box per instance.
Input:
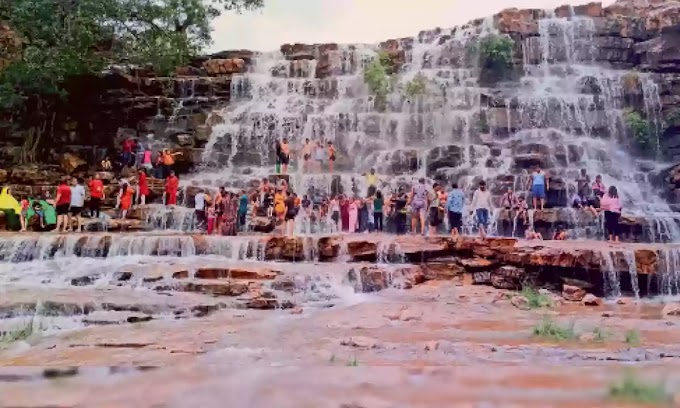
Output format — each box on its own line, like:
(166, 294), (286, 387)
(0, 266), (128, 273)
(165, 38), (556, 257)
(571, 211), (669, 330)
(553, 228), (567, 241)
(207, 206), (216, 235)
(32, 200), (45, 229)
(19, 195), (29, 232)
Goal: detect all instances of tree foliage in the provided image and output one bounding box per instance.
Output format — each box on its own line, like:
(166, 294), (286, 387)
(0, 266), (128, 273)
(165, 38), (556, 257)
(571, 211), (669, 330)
(468, 34), (514, 85)
(0, 0), (264, 110)
(363, 51), (392, 111)
(624, 110), (657, 155)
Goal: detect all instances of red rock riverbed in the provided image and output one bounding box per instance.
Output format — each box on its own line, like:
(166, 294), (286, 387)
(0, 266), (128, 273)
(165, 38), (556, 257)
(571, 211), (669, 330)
(0, 233), (679, 406)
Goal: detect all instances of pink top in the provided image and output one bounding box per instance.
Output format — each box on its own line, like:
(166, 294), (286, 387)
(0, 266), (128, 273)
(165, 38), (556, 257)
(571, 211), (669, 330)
(143, 150), (152, 164)
(599, 194), (621, 213)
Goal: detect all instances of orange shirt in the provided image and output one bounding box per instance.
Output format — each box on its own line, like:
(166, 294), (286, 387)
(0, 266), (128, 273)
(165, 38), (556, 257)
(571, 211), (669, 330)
(163, 153), (175, 166)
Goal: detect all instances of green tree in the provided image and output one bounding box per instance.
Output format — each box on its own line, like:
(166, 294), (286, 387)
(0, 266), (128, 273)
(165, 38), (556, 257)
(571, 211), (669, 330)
(364, 51), (392, 111)
(0, 0), (264, 109)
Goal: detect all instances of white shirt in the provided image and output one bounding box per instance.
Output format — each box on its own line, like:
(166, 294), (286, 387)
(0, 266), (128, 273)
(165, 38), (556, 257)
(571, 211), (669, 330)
(194, 193), (206, 210)
(470, 189), (492, 211)
(71, 185), (86, 207)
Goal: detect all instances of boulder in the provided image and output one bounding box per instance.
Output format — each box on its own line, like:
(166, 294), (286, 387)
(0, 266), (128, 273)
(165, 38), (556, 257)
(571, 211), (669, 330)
(562, 284), (587, 302)
(60, 153), (88, 174)
(661, 303), (680, 317)
(202, 58), (245, 75)
(581, 294), (603, 307)
(511, 295), (531, 310)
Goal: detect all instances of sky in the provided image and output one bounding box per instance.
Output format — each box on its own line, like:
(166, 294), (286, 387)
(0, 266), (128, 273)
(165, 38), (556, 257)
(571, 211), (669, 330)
(209, 0), (616, 52)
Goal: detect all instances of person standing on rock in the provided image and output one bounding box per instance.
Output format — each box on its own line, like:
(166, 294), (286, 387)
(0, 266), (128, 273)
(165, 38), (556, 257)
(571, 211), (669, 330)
(363, 168), (380, 197)
(329, 195), (340, 232)
(527, 165), (549, 211)
(327, 141), (337, 173)
(301, 138), (313, 172)
(409, 178), (428, 235)
(600, 185), (622, 243)
(238, 190), (249, 231)
(70, 177), (86, 232)
(194, 189), (206, 230)
(348, 197), (359, 233)
(470, 180), (492, 238)
(284, 191), (297, 236)
(165, 171), (179, 205)
(314, 140), (326, 172)
(54, 180), (71, 233)
(88, 173), (104, 219)
(118, 182), (135, 219)
(446, 182), (465, 237)
(427, 183), (441, 236)
(280, 138), (292, 174)
(138, 168), (149, 205)
(373, 191), (384, 232)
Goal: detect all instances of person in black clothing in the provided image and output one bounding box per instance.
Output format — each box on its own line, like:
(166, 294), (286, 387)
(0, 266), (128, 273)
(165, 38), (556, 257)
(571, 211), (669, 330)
(275, 139), (282, 173)
(394, 190), (408, 235)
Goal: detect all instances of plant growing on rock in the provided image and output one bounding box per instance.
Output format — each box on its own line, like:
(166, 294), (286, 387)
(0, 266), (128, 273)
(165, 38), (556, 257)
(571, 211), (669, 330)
(521, 287), (553, 309)
(405, 74), (427, 98)
(468, 34), (515, 85)
(624, 329), (641, 346)
(0, 317), (35, 345)
(624, 110), (657, 155)
(609, 371), (668, 405)
(532, 316), (575, 341)
(363, 51), (392, 111)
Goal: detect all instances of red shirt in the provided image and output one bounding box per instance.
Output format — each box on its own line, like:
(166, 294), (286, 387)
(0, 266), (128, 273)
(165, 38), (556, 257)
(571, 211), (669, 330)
(139, 172), (149, 195)
(56, 184), (71, 206)
(165, 176), (178, 194)
(123, 139), (134, 153)
(89, 179), (104, 199)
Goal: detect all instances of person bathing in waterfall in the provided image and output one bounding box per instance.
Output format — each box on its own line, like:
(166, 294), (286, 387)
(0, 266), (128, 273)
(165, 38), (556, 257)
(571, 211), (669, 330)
(600, 185), (622, 243)
(327, 141), (337, 173)
(348, 197), (359, 233)
(470, 180), (493, 238)
(137, 168), (149, 205)
(279, 138), (291, 174)
(118, 182), (135, 219)
(527, 164), (549, 211)
(301, 138), (313, 172)
(410, 178), (428, 235)
(363, 168), (380, 197)
(284, 191), (297, 236)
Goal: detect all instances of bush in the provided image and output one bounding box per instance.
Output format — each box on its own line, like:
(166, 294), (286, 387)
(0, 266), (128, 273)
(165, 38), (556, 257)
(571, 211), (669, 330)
(469, 34), (515, 84)
(364, 51), (392, 111)
(405, 74), (427, 98)
(624, 329), (641, 345)
(532, 316), (575, 341)
(521, 287), (553, 309)
(624, 110), (657, 155)
(609, 371), (667, 405)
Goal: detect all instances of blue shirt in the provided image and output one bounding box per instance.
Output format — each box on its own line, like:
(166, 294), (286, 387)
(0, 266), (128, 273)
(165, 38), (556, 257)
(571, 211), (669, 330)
(446, 189), (465, 213)
(238, 194), (248, 213)
(532, 172), (546, 186)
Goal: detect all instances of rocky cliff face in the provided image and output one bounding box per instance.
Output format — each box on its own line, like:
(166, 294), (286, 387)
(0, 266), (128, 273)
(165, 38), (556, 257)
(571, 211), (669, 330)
(3, 1), (680, 213)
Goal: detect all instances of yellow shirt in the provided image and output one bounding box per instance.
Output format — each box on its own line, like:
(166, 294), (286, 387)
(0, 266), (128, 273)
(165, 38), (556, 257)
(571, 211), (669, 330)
(366, 174), (378, 186)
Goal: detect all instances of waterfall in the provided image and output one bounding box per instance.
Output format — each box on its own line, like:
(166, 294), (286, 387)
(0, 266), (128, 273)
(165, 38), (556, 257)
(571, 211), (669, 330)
(659, 247), (680, 296)
(601, 250), (621, 298)
(622, 250), (640, 299)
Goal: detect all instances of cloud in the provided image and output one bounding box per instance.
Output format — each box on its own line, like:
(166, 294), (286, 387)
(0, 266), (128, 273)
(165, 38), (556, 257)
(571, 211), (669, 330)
(209, 0), (616, 52)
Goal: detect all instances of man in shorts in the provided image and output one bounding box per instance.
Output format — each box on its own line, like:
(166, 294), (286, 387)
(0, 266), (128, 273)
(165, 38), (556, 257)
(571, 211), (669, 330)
(410, 178), (428, 235)
(54, 178), (72, 233)
(70, 177), (86, 232)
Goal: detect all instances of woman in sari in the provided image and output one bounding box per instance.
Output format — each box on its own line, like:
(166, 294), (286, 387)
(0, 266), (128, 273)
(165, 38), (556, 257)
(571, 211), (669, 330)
(221, 193), (238, 236)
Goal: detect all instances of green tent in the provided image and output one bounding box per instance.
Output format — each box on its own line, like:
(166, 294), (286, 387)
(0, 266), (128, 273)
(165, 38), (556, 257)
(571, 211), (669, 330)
(27, 199), (56, 227)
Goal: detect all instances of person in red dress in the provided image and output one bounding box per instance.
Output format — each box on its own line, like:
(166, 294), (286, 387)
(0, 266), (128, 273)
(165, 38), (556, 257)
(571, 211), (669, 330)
(165, 171), (179, 205)
(340, 195), (350, 232)
(138, 168), (150, 205)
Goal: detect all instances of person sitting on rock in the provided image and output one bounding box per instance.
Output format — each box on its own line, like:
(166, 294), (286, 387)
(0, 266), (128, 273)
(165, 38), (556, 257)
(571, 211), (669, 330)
(19, 195), (29, 232)
(101, 157), (112, 172)
(553, 228), (567, 241)
(525, 228), (543, 240)
(32, 199), (45, 229)
(514, 196), (529, 226)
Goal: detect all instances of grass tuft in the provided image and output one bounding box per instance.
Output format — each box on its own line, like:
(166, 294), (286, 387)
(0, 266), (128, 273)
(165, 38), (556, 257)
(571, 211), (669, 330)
(609, 371), (667, 405)
(593, 327), (609, 342)
(347, 356), (359, 367)
(625, 329), (641, 346)
(522, 287), (553, 309)
(0, 317), (35, 344)
(532, 316), (575, 341)
(329, 354), (336, 363)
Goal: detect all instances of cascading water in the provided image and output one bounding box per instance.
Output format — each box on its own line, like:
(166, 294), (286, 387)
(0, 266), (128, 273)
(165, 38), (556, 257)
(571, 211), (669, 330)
(177, 11), (680, 241)
(601, 250), (622, 298)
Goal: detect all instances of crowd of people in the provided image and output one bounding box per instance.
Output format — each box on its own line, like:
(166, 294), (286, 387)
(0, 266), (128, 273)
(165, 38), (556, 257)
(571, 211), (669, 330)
(0, 134), (624, 243)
